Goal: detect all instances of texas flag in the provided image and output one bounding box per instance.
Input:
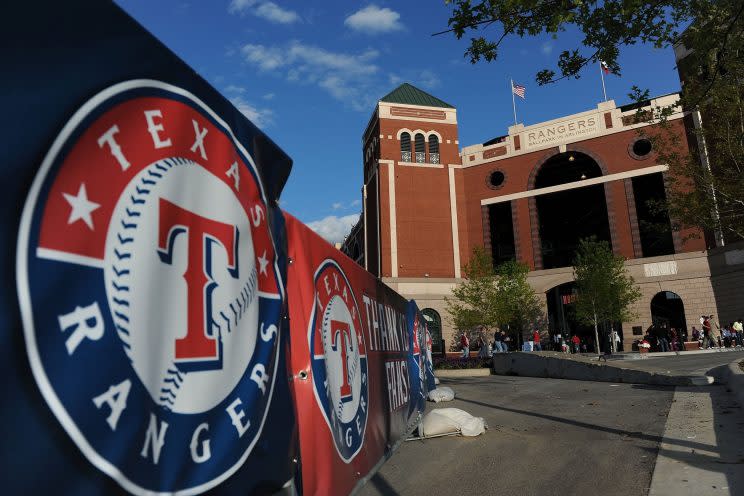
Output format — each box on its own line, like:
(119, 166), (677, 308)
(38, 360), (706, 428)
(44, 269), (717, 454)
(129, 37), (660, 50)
(601, 60), (610, 75)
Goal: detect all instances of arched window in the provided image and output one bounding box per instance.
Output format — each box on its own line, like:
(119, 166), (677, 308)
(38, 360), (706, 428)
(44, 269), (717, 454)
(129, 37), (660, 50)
(400, 132), (411, 162)
(414, 133), (425, 163)
(428, 135), (440, 164)
(422, 308), (442, 353)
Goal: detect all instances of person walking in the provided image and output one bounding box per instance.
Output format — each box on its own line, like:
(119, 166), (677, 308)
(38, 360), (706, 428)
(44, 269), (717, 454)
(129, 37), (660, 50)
(658, 323), (670, 352)
(571, 334), (581, 354)
(532, 329), (542, 351)
(702, 316), (713, 349)
(460, 333), (470, 358)
(477, 335), (490, 357)
(734, 318), (743, 347)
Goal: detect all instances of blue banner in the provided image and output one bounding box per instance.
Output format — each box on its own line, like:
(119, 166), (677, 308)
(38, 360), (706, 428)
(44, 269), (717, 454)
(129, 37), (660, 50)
(4, 2), (295, 494)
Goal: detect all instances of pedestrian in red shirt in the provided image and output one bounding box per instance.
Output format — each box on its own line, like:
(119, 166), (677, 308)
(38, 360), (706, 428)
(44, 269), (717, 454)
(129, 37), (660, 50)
(532, 330), (542, 351)
(571, 335), (580, 354)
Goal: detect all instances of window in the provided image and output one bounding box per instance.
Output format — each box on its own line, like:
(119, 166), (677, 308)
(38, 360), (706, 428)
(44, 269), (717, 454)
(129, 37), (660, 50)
(428, 135), (440, 164)
(630, 138), (653, 159)
(488, 170), (505, 188)
(400, 132), (411, 162)
(414, 133), (425, 163)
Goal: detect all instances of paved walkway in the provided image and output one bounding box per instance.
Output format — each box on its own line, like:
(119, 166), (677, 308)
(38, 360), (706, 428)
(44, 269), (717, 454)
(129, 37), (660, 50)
(359, 376), (675, 496)
(650, 386), (744, 495)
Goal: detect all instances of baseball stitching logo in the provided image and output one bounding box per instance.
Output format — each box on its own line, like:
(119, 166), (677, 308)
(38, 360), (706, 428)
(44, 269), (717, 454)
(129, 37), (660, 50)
(16, 80), (284, 495)
(309, 259), (368, 463)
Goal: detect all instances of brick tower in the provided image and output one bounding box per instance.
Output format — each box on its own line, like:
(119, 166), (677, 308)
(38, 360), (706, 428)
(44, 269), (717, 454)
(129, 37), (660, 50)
(361, 83), (465, 279)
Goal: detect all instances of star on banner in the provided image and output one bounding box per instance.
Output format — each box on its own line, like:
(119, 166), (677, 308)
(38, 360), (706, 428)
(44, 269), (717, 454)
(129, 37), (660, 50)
(63, 183), (100, 230)
(257, 250), (269, 276)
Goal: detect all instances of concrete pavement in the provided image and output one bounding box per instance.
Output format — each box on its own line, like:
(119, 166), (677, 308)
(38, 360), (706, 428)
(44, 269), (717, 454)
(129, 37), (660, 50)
(359, 376), (675, 496)
(649, 386), (744, 495)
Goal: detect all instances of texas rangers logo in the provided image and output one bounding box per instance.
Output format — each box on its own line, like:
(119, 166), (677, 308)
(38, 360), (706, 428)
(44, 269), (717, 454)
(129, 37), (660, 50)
(309, 260), (368, 462)
(16, 80), (284, 495)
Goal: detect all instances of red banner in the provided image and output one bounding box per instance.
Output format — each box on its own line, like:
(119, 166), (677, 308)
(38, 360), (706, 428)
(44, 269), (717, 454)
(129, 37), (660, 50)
(285, 214), (419, 495)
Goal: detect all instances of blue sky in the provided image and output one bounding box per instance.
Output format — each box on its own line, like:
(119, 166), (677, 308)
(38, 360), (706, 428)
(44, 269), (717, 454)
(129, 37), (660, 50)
(115, 1), (684, 243)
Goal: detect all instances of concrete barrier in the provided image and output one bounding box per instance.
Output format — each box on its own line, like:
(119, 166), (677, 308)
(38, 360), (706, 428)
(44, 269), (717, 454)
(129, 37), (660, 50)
(492, 352), (712, 386)
(435, 368), (492, 378)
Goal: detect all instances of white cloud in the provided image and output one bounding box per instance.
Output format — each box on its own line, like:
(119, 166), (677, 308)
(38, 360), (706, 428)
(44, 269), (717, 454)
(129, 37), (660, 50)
(541, 42), (553, 55)
(228, 0), (299, 24)
(331, 199), (361, 211)
(345, 5), (403, 34)
(229, 96), (275, 128)
(225, 84), (246, 94)
(307, 214), (360, 244)
(240, 41), (380, 109)
(228, 0), (257, 15)
(241, 44), (286, 71)
(418, 70), (440, 88)
(263, 92), (275, 100)
(256, 2), (299, 24)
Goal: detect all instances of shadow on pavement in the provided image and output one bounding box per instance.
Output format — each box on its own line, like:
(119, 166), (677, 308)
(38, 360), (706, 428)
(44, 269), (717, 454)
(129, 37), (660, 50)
(369, 473), (399, 496)
(454, 395), (725, 454)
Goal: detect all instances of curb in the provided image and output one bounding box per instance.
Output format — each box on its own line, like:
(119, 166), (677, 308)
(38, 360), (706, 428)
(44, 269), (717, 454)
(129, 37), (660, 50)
(434, 368), (492, 378)
(492, 352), (711, 386)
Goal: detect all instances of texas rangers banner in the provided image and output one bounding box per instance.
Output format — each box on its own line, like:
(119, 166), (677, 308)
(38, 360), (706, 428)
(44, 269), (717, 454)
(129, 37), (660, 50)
(406, 301), (436, 419)
(5, 2), (296, 495)
(285, 214), (424, 495)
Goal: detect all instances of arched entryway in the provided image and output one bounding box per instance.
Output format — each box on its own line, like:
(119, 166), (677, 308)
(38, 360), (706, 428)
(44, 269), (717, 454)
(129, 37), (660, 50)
(546, 281), (623, 352)
(422, 308), (442, 353)
(532, 151), (613, 269)
(650, 291), (687, 330)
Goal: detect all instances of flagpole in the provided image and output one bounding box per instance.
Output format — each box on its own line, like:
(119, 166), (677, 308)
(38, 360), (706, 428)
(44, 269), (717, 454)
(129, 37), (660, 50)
(599, 63), (608, 102)
(510, 78), (518, 126)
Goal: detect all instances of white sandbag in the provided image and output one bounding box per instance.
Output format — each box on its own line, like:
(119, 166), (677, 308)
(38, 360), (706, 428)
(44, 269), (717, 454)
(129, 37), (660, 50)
(427, 386), (454, 403)
(420, 408), (487, 437)
(434, 377), (440, 385)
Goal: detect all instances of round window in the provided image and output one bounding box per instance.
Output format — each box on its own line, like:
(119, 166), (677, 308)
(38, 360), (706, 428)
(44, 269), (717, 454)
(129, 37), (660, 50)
(631, 138), (652, 158)
(489, 170), (505, 188)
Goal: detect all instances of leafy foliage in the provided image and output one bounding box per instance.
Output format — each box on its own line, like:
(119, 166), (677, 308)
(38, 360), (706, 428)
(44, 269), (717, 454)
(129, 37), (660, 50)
(442, 0), (723, 85)
(573, 238), (641, 353)
(630, 9), (744, 243)
(445, 248), (544, 345)
(493, 260), (544, 338)
(445, 246), (500, 334)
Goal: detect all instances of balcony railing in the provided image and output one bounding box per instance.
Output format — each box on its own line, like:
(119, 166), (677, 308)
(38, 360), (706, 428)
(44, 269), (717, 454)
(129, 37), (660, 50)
(415, 152), (425, 163)
(429, 152), (440, 164)
(401, 151), (411, 162)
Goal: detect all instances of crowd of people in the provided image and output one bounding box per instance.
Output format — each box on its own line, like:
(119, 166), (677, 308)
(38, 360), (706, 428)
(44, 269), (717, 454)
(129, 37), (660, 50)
(459, 328), (600, 356)
(457, 315), (744, 357)
(639, 315), (744, 352)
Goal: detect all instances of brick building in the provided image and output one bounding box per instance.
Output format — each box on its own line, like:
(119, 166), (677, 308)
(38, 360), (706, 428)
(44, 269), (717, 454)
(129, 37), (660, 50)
(343, 83), (744, 351)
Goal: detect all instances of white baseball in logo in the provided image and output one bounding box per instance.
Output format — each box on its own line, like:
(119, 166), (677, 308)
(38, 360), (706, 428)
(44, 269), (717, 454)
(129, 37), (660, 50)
(104, 158), (260, 414)
(321, 294), (362, 424)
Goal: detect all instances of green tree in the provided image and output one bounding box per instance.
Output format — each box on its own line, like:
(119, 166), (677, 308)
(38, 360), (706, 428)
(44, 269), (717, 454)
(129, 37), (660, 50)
(446, 248), (544, 348)
(573, 238), (642, 356)
(445, 246), (500, 337)
(493, 260), (545, 344)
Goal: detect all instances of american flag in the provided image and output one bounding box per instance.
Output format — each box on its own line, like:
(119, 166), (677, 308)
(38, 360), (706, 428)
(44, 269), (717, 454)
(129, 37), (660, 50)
(512, 82), (526, 99)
